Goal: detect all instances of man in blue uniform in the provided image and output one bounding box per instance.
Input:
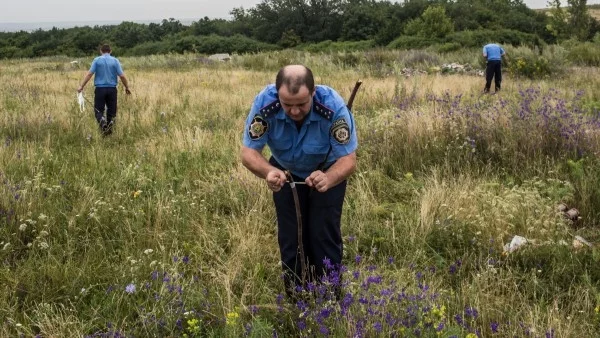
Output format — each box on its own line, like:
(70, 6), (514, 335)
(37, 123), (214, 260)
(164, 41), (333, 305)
(241, 65), (357, 297)
(77, 44), (131, 135)
(482, 43), (507, 93)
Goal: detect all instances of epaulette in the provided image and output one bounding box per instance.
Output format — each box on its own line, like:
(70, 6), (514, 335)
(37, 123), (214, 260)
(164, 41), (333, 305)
(259, 99), (281, 118)
(313, 101), (334, 121)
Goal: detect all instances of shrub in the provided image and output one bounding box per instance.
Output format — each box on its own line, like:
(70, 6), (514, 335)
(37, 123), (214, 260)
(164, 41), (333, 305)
(297, 40), (375, 53)
(434, 42), (462, 53)
(330, 52), (365, 67)
(510, 55), (553, 79)
(126, 41), (170, 56)
(387, 35), (438, 50)
(566, 42), (600, 67)
(445, 29), (541, 49)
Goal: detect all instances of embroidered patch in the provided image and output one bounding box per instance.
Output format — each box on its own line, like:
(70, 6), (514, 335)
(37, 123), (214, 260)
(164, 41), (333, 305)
(248, 115), (268, 140)
(330, 118), (350, 144)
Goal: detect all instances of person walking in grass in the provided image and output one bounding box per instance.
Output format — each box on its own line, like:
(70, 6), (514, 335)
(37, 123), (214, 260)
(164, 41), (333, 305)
(240, 65), (357, 299)
(483, 42), (507, 94)
(77, 44), (131, 135)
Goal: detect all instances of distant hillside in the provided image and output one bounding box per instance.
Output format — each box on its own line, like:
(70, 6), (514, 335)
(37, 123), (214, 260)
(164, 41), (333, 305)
(0, 19), (198, 33)
(591, 6), (600, 20)
(537, 4), (600, 20)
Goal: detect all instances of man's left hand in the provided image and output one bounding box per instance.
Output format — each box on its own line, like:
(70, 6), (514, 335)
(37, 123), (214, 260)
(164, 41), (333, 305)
(306, 170), (330, 192)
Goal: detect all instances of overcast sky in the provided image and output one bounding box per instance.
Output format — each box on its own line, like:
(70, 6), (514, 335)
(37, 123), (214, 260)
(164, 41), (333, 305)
(1, 0), (599, 24)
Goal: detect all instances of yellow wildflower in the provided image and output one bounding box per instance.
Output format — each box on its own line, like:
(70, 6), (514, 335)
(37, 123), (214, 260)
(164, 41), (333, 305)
(226, 311), (239, 326)
(133, 190), (142, 198)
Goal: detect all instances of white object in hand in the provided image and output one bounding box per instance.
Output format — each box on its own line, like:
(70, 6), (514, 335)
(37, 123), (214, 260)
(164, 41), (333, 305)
(77, 92), (85, 112)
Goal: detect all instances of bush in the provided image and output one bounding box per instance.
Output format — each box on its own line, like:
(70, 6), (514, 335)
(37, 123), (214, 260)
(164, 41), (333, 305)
(402, 50), (440, 68)
(434, 42), (462, 53)
(330, 52), (365, 67)
(566, 42), (600, 67)
(126, 41), (170, 56)
(387, 35), (438, 50)
(510, 55), (553, 79)
(445, 29), (541, 49)
(297, 40), (375, 53)
(171, 34), (279, 55)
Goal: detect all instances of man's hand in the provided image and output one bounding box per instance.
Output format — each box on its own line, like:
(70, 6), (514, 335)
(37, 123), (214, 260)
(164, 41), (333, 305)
(306, 170), (330, 193)
(125, 87), (132, 95)
(77, 86), (84, 93)
(266, 169), (287, 192)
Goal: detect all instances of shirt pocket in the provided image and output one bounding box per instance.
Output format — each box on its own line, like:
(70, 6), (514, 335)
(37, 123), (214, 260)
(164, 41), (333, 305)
(301, 143), (330, 168)
(269, 137), (293, 162)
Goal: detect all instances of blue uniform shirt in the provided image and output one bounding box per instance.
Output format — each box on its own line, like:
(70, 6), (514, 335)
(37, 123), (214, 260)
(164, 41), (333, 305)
(243, 84), (358, 179)
(483, 44), (505, 61)
(90, 53), (124, 88)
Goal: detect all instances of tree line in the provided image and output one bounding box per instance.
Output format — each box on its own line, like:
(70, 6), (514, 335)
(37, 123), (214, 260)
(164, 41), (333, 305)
(0, 0), (598, 58)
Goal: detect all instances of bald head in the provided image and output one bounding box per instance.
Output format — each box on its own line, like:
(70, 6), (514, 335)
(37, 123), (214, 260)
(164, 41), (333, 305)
(276, 65), (315, 95)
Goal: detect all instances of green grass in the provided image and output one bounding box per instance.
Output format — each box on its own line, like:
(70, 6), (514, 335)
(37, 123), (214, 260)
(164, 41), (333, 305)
(1, 49), (600, 337)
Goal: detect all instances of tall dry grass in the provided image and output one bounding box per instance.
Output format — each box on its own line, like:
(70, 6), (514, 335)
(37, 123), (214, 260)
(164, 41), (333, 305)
(1, 51), (599, 337)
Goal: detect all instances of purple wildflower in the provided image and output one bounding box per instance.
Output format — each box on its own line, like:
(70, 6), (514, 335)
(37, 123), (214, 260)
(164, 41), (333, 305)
(323, 257), (333, 270)
(465, 306), (478, 319)
(454, 314), (463, 325)
(437, 322), (445, 331)
(297, 321), (306, 331)
(319, 325), (329, 335)
(125, 283), (136, 294)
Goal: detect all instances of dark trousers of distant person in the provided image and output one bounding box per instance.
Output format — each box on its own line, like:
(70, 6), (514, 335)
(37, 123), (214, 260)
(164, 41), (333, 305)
(269, 157), (345, 299)
(485, 60), (502, 93)
(94, 86), (118, 132)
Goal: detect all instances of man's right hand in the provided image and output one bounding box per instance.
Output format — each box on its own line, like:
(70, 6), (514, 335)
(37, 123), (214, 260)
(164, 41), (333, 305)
(266, 169), (287, 192)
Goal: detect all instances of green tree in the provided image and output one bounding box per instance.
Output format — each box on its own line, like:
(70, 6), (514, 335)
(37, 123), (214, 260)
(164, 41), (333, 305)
(405, 5), (454, 39)
(246, 0), (344, 44)
(546, 0), (568, 41)
(341, 0), (390, 41)
(567, 0), (592, 40)
(279, 29), (302, 47)
(111, 21), (152, 49)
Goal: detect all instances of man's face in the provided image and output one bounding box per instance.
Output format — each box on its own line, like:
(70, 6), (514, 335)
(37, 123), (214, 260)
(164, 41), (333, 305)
(279, 85), (314, 122)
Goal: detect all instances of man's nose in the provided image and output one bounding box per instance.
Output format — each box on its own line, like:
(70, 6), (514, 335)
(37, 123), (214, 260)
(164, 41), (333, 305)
(291, 107), (300, 115)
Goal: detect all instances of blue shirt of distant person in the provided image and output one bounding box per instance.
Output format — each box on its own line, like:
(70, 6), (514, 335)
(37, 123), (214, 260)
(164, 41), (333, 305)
(77, 44), (131, 135)
(241, 65), (357, 298)
(482, 43), (506, 93)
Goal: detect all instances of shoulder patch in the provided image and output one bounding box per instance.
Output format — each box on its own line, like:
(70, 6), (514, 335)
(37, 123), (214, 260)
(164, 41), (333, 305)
(259, 99), (281, 118)
(248, 115), (268, 140)
(313, 101), (334, 121)
(330, 118), (350, 145)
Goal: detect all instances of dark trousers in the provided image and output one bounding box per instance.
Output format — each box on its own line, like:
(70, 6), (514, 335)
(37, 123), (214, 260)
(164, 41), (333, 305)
(94, 87), (118, 125)
(485, 60), (502, 92)
(269, 157), (346, 295)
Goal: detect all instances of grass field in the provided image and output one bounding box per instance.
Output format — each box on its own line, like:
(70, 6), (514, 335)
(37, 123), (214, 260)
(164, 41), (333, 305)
(1, 51), (600, 337)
